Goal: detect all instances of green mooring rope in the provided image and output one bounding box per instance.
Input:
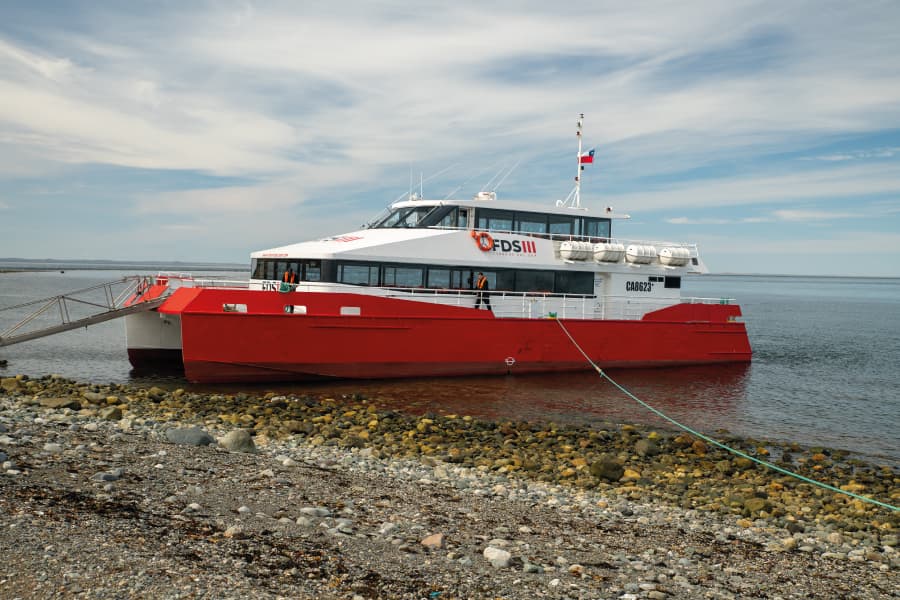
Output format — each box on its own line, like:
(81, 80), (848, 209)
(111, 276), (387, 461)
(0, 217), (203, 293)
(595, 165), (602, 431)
(554, 319), (898, 512)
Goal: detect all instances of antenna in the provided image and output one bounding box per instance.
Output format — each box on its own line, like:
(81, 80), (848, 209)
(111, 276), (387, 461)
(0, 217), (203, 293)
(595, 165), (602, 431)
(574, 113), (584, 208)
(493, 159), (520, 193)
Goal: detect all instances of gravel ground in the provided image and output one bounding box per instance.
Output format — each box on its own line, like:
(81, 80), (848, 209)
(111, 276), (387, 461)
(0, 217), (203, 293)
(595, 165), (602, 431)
(0, 376), (897, 599)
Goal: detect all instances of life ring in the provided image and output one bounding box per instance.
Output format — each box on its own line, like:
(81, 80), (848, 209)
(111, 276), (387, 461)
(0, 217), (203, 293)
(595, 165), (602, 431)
(472, 231), (494, 252)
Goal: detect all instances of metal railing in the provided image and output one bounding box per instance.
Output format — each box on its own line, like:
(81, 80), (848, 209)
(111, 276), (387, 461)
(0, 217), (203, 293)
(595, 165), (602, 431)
(134, 275), (736, 323)
(0, 276), (162, 347)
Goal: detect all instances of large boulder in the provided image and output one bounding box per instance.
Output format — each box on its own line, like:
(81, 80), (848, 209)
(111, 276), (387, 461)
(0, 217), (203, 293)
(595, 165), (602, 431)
(590, 457), (624, 482)
(165, 427), (215, 446)
(39, 397), (82, 410)
(634, 438), (660, 457)
(219, 429), (256, 453)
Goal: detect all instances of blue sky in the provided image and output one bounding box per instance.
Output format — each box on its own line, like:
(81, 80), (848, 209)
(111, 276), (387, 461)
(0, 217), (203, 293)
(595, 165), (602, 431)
(1, 1), (899, 276)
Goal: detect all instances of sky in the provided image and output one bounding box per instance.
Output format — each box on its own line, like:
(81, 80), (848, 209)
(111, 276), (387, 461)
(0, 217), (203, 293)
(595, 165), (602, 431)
(1, 1), (899, 276)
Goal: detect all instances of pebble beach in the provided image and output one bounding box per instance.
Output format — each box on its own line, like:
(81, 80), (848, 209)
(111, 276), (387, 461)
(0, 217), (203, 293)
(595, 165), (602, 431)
(1, 374), (897, 599)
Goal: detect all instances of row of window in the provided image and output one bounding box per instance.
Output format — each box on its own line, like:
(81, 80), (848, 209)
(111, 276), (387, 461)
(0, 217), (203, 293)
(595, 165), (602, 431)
(369, 204), (611, 238)
(250, 258), (596, 295)
(475, 208), (610, 238)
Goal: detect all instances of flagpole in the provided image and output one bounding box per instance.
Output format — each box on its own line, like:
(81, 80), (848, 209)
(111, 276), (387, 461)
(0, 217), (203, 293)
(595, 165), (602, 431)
(575, 113), (584, 209)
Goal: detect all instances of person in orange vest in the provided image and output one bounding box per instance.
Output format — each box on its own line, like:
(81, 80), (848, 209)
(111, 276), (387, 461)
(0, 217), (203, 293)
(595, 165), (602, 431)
(475, 272), (491, 310)
(282, 268), (297, 284)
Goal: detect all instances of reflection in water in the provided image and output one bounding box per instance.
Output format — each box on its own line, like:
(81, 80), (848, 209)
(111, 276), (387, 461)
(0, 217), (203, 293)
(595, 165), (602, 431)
(195, 363), (752, 433)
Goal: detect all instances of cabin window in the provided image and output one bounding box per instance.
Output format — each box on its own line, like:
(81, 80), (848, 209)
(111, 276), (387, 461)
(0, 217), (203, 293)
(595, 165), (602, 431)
(494, 270), (515, 291)
(476, 208), (514, 232)
(338, 264), (379, 286)
(664, 276), (681, 289)
(554, 271), (594, 295)
(301, 260), (321, 281)
(548, 215), (575, 235)
(582, 218), (611, 238)
(515, 270), (554, 293)
(427, 268), (451, 288)
(516, 213), (548, 234)
(383, 266), (424, 287)
(452, 269), (473, 289)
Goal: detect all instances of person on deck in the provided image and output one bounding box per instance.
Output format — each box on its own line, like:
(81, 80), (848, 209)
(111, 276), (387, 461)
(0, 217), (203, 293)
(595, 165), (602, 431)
(283, 268), (297, 284)
(475, 272), (491, 311)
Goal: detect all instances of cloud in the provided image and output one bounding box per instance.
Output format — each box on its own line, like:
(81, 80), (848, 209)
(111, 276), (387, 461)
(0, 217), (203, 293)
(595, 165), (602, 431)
(1, 1), (900, 273)
(668, 207), (871, 225)
(807, 147), (899, 162)
(701, 230), (900, 255)
(665, 217), (735, 225)
(602, 161), (900, 212)
(771, 209), (856, 222)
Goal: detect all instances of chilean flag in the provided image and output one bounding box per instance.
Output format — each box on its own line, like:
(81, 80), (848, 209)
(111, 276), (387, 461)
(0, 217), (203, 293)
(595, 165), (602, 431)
(579, 148), (595, 164)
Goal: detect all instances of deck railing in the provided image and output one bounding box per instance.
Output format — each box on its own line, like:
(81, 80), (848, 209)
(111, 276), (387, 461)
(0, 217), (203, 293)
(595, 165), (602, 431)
(155, 275), (735, 321)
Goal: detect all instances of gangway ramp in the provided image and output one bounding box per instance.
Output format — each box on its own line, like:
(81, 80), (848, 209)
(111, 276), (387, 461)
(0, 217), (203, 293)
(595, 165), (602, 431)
(0, 276), (164, 348)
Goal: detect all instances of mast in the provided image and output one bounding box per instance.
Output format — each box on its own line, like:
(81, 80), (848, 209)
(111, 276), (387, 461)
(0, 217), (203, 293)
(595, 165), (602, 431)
(574, 113), (584, 208)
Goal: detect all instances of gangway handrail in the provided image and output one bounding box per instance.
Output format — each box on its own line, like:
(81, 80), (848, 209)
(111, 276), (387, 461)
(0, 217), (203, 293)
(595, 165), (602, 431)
(0, 276), (158, 347)
(0, 276), (147, 313)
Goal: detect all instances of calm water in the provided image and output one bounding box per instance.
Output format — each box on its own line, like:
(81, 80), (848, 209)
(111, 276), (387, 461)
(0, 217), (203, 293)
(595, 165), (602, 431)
(1, 267), (898, 466)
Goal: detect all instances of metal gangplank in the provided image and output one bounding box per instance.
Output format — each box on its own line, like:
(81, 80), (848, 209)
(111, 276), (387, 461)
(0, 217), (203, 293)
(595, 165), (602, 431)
(0, 276), (164, 347)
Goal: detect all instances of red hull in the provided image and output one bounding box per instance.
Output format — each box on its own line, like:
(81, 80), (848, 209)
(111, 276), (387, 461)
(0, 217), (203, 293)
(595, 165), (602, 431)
(159, 288), (752, 383)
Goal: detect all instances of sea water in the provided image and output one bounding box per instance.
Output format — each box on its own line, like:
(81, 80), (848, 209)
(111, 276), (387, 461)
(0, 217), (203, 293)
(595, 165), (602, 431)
(1, 267), (897, 466)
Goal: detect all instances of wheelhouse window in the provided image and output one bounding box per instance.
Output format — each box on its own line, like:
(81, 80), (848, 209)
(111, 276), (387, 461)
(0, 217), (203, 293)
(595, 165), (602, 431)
(374, 206), (439, 228)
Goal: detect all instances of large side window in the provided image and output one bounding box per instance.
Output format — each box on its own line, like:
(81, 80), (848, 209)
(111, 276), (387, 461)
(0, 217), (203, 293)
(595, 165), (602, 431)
(384, 266), (424, 287)
(427, 268), (451, 288)
(555, 271), (594, 294)
(515, 270), (554, 292)
(338, 263), (379, 286)
(301, 260), (321, 281)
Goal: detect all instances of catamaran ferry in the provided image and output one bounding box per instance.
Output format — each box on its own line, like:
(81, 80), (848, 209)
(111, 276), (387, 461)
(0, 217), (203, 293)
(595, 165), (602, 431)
(125, 117), (751, 382)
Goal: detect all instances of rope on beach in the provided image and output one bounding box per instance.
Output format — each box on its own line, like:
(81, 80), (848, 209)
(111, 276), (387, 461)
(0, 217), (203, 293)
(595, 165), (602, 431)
(554, 318), (899, 512)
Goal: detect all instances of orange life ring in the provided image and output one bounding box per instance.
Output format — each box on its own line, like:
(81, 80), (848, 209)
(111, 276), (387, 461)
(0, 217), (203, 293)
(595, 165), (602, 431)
(472, 231), (494, 252)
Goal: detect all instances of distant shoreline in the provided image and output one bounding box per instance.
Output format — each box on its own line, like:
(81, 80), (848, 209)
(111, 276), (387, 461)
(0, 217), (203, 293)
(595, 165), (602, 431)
(0, 259), (248, 274)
